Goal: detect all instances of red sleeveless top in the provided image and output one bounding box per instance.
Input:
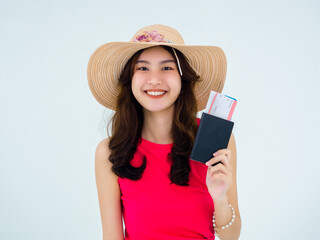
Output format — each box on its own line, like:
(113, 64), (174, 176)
(118, 120), (215, 240)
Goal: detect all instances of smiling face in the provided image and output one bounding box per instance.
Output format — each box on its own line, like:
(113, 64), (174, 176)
(131, 46), (181, 114)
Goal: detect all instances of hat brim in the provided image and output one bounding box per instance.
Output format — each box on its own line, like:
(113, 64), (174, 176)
(87, 41), (227, 111)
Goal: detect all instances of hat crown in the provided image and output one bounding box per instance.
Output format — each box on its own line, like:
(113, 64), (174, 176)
(130, 24), (185, 45)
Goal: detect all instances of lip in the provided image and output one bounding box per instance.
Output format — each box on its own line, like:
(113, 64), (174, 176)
(144, 89), (167, 99)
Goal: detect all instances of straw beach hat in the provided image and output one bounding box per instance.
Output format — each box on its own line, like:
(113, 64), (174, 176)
(87, 24), (227, 111)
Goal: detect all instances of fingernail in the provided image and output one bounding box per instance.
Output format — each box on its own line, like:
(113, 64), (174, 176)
(213, 152), (218, 156)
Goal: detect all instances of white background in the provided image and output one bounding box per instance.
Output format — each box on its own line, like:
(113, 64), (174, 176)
(1, 0), (319, 239)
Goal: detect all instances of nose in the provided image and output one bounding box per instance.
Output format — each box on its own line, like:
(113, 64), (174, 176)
(147, 73), (161, 85)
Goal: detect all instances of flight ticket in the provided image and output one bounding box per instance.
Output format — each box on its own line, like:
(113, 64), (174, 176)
(203, 91), (237, 121)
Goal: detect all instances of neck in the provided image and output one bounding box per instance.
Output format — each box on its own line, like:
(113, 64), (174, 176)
(142, 108), (174, 144)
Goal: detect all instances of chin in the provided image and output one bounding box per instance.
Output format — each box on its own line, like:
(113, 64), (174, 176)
(142, 105), (175, 114)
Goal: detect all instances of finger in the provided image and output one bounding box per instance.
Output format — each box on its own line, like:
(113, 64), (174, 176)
(208, 163), (232, 178)
(213, 149), (231, 161)
(205, 153), (228, 167)
(208, 166), (230, 181)
(216, 154), (232, 172)
(208, 166), (232, 181)
(207, 151), (232, 170)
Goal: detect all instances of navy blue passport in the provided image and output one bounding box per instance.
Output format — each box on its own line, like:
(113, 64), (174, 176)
(190, 113), (234, 165)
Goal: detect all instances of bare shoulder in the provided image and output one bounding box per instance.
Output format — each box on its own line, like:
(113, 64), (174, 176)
(95, 137), (114, 170)
(95, 137), (119, 189)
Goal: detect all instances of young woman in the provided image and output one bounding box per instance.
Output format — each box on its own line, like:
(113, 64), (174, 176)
(88, 24), (241, 240)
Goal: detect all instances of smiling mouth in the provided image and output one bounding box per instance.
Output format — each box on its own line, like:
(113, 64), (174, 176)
(145, 90), (167, 96)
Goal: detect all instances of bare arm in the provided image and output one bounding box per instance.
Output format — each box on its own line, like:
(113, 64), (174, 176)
(95, 138), (124, 240)
(205, 132), (241, 239)
(213, 133), (241, 240)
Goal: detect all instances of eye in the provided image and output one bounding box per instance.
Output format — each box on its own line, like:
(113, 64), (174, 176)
(162, 66), (173, 70)
(137, 67), (148, 71)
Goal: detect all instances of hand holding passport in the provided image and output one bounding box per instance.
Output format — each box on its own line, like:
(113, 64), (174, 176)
(190, 91), (237, 166)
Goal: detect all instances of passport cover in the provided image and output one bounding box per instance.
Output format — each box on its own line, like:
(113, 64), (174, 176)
(190, 113), (234, 164)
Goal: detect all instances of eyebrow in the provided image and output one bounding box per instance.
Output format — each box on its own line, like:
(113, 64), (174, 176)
(135, 59), (176, 64)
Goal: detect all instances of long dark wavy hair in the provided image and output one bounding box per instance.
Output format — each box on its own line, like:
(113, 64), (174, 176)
(108, 45), (200, 186)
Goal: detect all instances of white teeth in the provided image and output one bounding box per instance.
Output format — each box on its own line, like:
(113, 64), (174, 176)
(146, 91), (166, 96)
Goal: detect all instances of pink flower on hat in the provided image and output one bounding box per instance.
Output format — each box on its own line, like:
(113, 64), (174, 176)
(133, 30), (168, 43)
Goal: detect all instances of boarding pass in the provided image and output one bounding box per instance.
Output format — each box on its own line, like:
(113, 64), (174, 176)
(203, 91), (237, 121)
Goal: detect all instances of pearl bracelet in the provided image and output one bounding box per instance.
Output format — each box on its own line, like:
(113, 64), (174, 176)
(212, 204), (236, 237)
